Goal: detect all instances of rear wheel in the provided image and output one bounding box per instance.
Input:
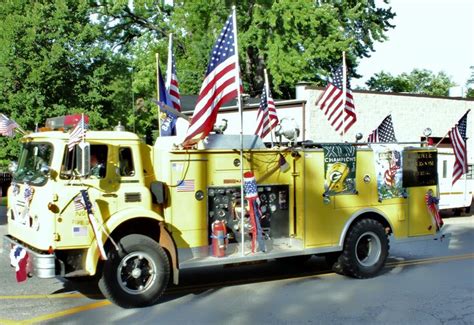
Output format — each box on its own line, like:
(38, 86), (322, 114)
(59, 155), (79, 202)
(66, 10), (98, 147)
(98, 234), (170, 308)
(339, 219), (389, 278)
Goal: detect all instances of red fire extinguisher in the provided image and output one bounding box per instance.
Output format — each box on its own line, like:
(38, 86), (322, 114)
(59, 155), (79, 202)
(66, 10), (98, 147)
(211, 220), (227, 257)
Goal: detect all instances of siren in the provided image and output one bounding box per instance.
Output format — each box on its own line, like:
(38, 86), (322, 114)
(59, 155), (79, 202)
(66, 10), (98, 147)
(44, 114), (89, 131)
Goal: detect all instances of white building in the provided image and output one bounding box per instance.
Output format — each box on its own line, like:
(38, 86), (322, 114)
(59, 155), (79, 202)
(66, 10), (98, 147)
(179, 85), (473, 163)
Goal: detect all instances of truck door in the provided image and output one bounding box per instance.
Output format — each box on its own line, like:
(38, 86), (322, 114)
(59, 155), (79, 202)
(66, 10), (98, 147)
(57, 144), (115, 247)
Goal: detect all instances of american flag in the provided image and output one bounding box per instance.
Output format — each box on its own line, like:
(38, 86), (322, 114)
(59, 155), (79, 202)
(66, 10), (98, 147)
(176, 179), (195, 192)
(166, 34), (181, 112)
(157, 64), (177, 136)
(367, 114), (397, 143)
(255, 85), (279, 138)
(24, 184), (34, 205)
(74, 194), (85, 211)
(67, 116), (87, 151)
(0, 113), (18, 137)
(316, 65), (356, 135)
(183, 12), (239, 147)
(449, 110), (470, 185)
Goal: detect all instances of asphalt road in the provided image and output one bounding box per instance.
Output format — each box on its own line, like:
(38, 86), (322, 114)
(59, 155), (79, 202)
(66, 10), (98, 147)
(0, 207), (473, 324)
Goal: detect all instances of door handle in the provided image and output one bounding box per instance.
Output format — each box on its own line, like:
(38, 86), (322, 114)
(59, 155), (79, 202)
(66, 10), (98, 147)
(102, 193), (118, 198)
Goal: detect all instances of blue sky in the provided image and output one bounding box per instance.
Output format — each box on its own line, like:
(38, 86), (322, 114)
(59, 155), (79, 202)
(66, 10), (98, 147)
(354, 0), (474, 88)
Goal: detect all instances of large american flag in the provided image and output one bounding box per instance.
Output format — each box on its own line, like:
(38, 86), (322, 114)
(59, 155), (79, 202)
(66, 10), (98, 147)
(449, 110), (469, 185)
(166, 34), (181, 112)
(0, 113), (18, 137)
(316, 65), (356, 134)
(67, 116), (87, 151)
(255, 85), (279, 138)
(183, 13), (239, 147)
(367, 114), (397, 143)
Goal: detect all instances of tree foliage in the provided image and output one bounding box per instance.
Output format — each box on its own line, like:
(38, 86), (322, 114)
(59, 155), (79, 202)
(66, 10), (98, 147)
(0, 0), (396, 164)
(365, 69), (456, 96)
(167, 0), (395, 97)
(466, 66), (474, 98)
(0, 0), (132, 165)
(91, 0), (396, 97)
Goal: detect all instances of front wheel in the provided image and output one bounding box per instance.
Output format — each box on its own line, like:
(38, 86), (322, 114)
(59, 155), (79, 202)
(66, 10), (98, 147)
(98, 234), (170, 308)
(339, 219), (389, 279)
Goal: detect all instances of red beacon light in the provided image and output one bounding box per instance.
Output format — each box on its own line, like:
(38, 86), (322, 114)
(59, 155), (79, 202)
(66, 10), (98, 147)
(44, 114), (89, 131)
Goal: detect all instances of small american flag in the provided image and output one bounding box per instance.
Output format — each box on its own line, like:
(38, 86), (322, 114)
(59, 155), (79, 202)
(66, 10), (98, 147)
(67, 116), (87, 151)
(255, 85), (279, 139)
(73, 226), (88, 236)
(368, 115), (397, 143)
(24, 184), (34, 205)
(449, 110), (469, 185)
(316, 64), (356, 135)
(74, 194), (85, 211)
(183, 11), (240, 147)
(0, 114), (18, 137)
(177, 180), (195, 192)
(166, 34), (181, 112)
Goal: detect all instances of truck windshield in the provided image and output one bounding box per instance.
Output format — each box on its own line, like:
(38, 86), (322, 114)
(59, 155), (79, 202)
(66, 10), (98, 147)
(13, 142), (53, 186)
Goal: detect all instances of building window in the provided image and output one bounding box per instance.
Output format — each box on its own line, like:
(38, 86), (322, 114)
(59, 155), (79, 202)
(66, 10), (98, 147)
(442, 160), (448, 179)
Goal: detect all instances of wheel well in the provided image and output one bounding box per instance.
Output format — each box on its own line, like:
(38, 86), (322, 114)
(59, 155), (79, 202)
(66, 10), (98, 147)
(348, 212), (392, 236)
(109, 217), (161, 243)
(101, 217), (177, 283)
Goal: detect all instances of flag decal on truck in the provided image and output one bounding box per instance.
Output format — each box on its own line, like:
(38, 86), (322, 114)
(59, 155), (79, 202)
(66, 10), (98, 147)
(177, 180), (195, 192)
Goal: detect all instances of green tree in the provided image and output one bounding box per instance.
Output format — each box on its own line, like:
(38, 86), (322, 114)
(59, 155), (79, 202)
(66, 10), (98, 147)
(466, 66), (474, 98)
(92, 0), (395, 98)
(0, 0), (132, 165)
(366, 69), (455, 96)
(171, 0), (395, 98)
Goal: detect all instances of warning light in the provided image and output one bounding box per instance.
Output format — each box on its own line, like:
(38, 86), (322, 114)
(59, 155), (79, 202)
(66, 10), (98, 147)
(45, 115), (89, 131)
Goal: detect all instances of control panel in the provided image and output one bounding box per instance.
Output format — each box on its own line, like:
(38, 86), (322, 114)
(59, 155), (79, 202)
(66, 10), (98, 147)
(207, 185), (289, 243)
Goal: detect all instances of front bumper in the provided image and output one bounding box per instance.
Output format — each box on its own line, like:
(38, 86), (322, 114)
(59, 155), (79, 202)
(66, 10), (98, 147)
(3, 235), (57, 278)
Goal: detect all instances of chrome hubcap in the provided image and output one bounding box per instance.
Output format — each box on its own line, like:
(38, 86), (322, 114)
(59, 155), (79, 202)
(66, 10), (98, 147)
(355, 231), (381, 267)
(117, 252), (157, 295)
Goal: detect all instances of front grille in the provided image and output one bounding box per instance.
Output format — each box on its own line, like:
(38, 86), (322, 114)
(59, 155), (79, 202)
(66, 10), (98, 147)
(125, 192), (141, 203)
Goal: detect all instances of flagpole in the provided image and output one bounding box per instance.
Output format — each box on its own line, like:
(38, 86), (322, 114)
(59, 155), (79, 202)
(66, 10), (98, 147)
(81, 113), (85, 144)
(156, 53), (162, 137)
(264, 69), (275, 147)
(231, 6), (245, 257)
(166, 34), (173, 88)
(342, 51), (347, 142)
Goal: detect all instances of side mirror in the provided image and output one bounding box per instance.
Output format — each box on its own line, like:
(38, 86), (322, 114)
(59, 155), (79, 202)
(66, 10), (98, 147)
(8, 161), (18, 173)
(76, 142), (91, 177)
(39, 163), (51, 176)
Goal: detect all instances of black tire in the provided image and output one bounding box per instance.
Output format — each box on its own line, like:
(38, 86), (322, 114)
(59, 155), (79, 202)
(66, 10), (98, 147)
(339, 219), (389, 279)
(324, 252), (344, 275)
(98, 234), (170, 308)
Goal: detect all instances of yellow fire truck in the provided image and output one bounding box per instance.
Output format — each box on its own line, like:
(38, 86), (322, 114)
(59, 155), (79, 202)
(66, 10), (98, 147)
(3, 119), (440, 308)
